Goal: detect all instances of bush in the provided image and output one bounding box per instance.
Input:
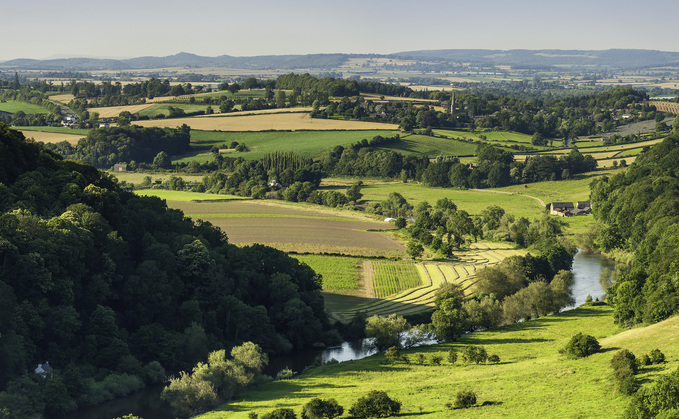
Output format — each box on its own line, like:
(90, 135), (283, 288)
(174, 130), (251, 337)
(462, 345), (488, 364)
(561, 333), (600, 358)
(261, 408), (296, 419)
(385, 346), (400, 363)
(615, 367), (639, 395)
(488, 354), (500, 364)
(431, 355), (442, 365)
(276, 367), (295, 380)
(638, 354), (652, 367)
(650, 349), (666, 364)
(301, 398), (344, 419)
(348, 390), (401, 418)
(448, 350), (458, 365)
(623, 367), (679, 418)
(454, 390), (477, 409)
(611, 350), (638, 374)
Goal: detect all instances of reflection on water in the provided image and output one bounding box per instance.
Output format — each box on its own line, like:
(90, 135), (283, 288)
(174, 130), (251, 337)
(70, 248), (612, 418)
(566, 249), (615, 309)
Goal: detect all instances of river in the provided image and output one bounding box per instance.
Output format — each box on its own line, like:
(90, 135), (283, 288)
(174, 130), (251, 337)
(69, 249), (612, 419)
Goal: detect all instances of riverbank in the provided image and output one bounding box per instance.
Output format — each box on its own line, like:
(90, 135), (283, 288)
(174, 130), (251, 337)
(199, 305), (679, 419)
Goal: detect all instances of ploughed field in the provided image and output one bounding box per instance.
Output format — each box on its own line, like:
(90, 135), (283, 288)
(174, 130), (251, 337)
(169, 200), (404, 256)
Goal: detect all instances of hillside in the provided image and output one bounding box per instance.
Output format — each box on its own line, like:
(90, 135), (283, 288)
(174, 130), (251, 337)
(199, 305), (679, 419)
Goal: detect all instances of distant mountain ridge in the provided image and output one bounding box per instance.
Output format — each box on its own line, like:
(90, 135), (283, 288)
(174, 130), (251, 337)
(2, 49), (679, 71)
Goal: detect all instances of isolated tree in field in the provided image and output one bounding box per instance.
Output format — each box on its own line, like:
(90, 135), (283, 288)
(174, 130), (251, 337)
(562, 332), (600, 358)
(118, 111), (132, 126)
(407, 240), (424, 259)
(454, 390), (477, 408)
(346, 183), (363, 203)
(431, 283), (468, 341)
(349, 390), (401, 418)
(365, 314), (410, 350)
(301, 398), (344, 419)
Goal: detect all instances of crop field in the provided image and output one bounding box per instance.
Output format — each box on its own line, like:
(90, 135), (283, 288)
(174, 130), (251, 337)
(371, 261), (421, 298)
(292, 255), (360, 292)
(330, 243), (524, 321)
(137, 103), (214, 117)
(110, 172), (206, 185)
(0, 101), (49, 114)
(88, 104), (154, 118)
(378, 133), (478, 156)
(48, 94), (75, 104)
(178, 129), (399, 161)
(135, 189), (245, 202)
(356, 182), (545, 218)
(204, 305), (679, 419)
(163, 199), (404, 255)
(20, 130), (85, 145)
(11, 126), (90, 135)
(514, 137), (664, 162)
(133, 112), (399, 132)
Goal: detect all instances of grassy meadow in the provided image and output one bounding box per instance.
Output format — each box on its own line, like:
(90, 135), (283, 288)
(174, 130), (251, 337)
(292, 255), (361, 293)
(200, 305), (679, 419)
(0, 100), (49, 114)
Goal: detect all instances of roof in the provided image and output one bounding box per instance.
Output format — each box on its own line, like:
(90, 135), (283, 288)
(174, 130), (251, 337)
(550, 202), (574, 209)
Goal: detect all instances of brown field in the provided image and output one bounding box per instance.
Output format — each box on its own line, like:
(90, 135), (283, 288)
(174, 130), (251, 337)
(168, 200), (404, 254)
(109, 171), (205, 184)
(21, 130), (85, 145)
(88, 104), (154, 118)
(133, 112), (398, 131)
(202, 107), (313, 117)
(49, 94), (75, 104)
(597, 156), (638, 167)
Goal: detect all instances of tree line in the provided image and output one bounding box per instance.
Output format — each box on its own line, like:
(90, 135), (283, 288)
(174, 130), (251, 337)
(0, 123), (334, 418)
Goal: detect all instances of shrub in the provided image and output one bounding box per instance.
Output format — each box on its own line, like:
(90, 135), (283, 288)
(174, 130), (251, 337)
(650, 349), (666, 364)
(561, 332), (600, 358)
(462, 345), (488, 364)
(416, 353), (425, 365)
(447, 350), (458, 365)
(276, 367), (295, 380)
(454, 390), (477, 409)
(431, 355), (442, 365)
(638, 354), (652, 367)
(248, 413), (259, 419)
(615, 367), (639, 395)
(301, 398), (344, 419)
(385, 346), (400, 363)
(623, 367), (679, 418)
(261, 408), (296, 419)
(349, 390), (401, 418)
(488, 354), (500, 364)
(611, 350), (638, 374)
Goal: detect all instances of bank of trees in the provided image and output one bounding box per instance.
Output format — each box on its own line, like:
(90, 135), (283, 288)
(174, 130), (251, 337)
(0, 124), (332, 418)
(590, 133), (679, 325)
(43, 125), (192, 169)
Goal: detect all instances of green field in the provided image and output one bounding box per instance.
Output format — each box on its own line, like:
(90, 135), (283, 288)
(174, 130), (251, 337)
(355, 182), (545, 218)
(377, 133), (478, 157)
(372, 261), (421, 298)
(200, 305), (679, 419)
(177, 130), (399, 162)
(0, 101), (50, 114)
(138, 103), (215, 117)
(11, 126), (91, 135)
(135, 189), (245, 202)
(292, 255), (360, 292)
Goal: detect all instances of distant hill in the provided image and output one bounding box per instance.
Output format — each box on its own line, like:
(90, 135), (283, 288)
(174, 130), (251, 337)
(2, 49), (679, 71)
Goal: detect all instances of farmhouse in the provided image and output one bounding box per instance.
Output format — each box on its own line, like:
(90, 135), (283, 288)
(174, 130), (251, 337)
(34, 362), (53, 378)
(113, 163), (127, 172)
(546, 201), (591, 217)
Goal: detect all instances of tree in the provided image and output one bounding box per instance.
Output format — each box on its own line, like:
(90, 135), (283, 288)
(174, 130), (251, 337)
(364, 314), (410, 350)
(301, 398), (344, 419)
(462, 345), (488, 364)
(152, 151), (171, 169)
(562, 332), (600, 358)
(406, 240), (424, 259)
(349, 390), (401, 418)
(346, 184), (362, 203)
(454, 390), (477, 408)
(261, 408), (296, 419)
(431, 283), (467, 341)
(394, 217), (406, 229)
(531, 132), (547, 146)
(118, 111), (132, 126)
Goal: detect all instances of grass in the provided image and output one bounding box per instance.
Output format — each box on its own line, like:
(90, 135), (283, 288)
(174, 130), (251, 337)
(0, 100), (50, 114)
(355, 182), (545, 218)
(293, 255), (360, 292)
(177, 130), (400, 161)
(109, 172), (206, 185)
(200, 305), (679, 419)
(137, 103), (215, 117)
(372, 261), (421, 298)
(135, 189), (245, 202)
(12, 126), (91, 135)
(378, 133), (478, 157)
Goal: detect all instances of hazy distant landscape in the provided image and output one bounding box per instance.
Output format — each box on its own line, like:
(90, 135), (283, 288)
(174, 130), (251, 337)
(2, 3), (679, 416)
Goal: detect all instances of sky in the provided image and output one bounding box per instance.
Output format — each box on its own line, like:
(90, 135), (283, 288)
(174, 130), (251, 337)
(3, 0), (679, 61)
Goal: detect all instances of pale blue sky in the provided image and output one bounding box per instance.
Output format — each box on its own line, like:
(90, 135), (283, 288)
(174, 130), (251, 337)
(3, 0), (678, 61)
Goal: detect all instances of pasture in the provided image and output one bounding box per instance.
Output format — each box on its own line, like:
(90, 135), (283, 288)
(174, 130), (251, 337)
(177, 129), (400, 161)
(133, 112), (398, 132)
(11, 126), (90, 135)
(378, 133), (479, 157)
(20, 130), (85, 145)
(200, 304), (675, 419)
(0, 101), (49, 114)
(355, 181), (545, 218)
(292, 255), (361, 293)
(48, 94), (75, 104)
(110, 172), (206, 185)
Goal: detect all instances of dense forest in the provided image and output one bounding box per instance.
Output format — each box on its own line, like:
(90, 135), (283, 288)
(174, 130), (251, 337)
(589, 132), (679, 325)
(0, 123), (333, 418)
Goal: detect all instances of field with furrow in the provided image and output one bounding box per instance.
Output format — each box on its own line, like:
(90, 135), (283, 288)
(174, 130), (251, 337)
(328, 243), (525, 321)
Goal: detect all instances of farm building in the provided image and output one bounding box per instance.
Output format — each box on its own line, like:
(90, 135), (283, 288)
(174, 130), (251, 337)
(546, 201), (591, 217)
(113, 163), (127, 172)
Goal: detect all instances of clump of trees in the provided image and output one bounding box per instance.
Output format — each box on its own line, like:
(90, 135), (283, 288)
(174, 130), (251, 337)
(561, 333), (600, 358)
(348, 390), (401, 418)
(610, 349), (639, 395)
(301, 398), (344, 419)
(623, 366), (679, 418)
